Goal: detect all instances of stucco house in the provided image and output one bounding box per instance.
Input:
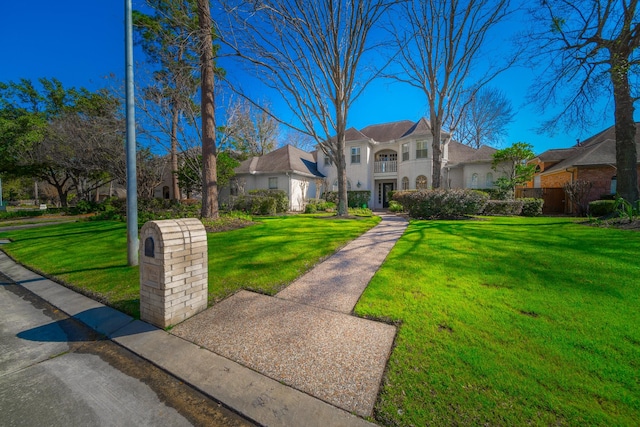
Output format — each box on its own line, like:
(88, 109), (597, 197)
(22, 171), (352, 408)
(225, 118), (499, 211)
(226, 144), (325, 211)
(526, 124), (640, 213)
(316, 118), (498, 209)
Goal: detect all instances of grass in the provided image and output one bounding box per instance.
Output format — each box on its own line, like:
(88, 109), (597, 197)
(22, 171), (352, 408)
(1, 214), (637, 425)
(0, 214), (380, 318)
(355, 216), (640, 426)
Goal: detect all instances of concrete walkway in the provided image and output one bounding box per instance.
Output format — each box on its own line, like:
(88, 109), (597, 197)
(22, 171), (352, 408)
(172, 213), (408, 417)
(0, 213), (408, 426)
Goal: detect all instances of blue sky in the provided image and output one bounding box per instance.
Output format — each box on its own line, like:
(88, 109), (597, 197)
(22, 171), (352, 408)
(0, 1), (618, 154)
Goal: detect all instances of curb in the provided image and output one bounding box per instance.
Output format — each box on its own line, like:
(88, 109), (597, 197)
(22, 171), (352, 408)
(0, 250), (377, 427)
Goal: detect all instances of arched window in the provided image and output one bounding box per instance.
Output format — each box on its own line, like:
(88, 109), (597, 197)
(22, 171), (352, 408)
(471, 173), (479, 188)
(416, 175), (428, 190)
(401, 177), (409, 190)
(486, 173), (494, 188)
(332, 179), (352, 191)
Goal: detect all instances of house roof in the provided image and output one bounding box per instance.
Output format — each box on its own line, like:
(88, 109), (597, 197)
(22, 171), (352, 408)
(353, 118), (438, 143)
(539, 124), (640, 175)
(344, 127), (368, 141)
(235, 144), (325, 178)
(447, 141), (496, 165)
(537, 148), (576, 162)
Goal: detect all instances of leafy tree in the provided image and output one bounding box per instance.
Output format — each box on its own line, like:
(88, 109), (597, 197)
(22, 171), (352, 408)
(133, 0), (201, 200)
(220, 0), (396, 216)
(454, 87), (515, 149)
(525, 0), (639, 203)
(492, 142), (536, 198)
(0, 78), (124, 206)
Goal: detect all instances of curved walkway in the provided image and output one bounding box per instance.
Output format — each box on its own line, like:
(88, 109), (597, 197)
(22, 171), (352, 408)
(1, 213), (408, 426)
(172, 213), (408, 417)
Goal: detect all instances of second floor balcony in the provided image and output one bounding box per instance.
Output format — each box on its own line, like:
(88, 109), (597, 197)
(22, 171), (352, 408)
(374, 160), (397, 174)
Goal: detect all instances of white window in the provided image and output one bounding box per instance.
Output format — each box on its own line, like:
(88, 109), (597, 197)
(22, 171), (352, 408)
(402, 177), (409, 190)
(486, 173), (494, 188)
(402, 143), (409, 161)
(471, 173), (479, 189)
(332, 179), (352, 191)
(351, 146), (361, 164)
(416, 140), (428, 159)
(416, 175), (428, 190)
(268, 177), (278, 189)
(324, 156), (332, 166)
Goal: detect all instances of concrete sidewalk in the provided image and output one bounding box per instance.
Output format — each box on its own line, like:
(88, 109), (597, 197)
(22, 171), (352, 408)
(172, 214), (408, 417)
(0, 213), (407, 426)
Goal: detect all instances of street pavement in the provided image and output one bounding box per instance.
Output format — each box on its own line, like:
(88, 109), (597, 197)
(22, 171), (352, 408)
(0, 272), (254, 427)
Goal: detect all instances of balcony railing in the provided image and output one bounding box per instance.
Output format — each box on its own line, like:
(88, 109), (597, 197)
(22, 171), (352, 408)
(374, 160), (397, 173)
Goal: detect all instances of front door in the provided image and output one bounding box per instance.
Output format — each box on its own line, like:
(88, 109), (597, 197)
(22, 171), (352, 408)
(382, 183), (394, 208)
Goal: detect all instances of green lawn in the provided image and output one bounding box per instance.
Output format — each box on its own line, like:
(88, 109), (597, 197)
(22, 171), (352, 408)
(355, 216), (640, 426)
(0, 215), (380, 318)
(1, 215), (638, 425)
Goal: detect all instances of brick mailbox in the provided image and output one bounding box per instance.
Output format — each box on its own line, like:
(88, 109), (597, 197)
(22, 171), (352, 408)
(139, 218), (208, 328)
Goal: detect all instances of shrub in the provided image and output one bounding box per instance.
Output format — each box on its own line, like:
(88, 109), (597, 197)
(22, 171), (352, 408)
(589, 200), (616, 217)
(348, 207), (373, 217)
(393, 189), (488, 219)
(482, 200), (524, 216)
(388, 200), (404, 213)
(232, 190), (288, 215)
(481, 188), (511, 201)
(323, 191), (371, 208)
(0, 209), (46, 221)
(520, 198), (544, 217)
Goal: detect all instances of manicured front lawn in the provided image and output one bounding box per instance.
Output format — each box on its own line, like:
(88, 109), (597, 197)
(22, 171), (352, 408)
(0, 215), (380, 318)
(355, 216), (640, 426)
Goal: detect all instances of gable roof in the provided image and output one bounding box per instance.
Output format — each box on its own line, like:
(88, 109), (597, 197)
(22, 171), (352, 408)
(539, 124), (640, 175)
(447, 141), (497, 165)
(350, 118), (439, 143)
(235, 145), (325, 178)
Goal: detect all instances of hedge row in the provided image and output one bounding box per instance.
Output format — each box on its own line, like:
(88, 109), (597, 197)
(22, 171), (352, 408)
(231, 190), (289, 215)
(392, 189), (489, 219)
(482, 200), (524, 216)
(392, 190), (544, 219)
(480, 198), (543, 217)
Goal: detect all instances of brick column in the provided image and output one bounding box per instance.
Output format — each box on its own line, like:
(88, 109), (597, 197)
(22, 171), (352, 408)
(139, 218), (208, 328)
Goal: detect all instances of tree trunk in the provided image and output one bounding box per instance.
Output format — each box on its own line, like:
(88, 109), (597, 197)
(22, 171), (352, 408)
(611, 56), (639, 203)
(431, 117), (443, 189)
(198, 0), (218, 219)
(170, 105), (180, 200)
(335, 104), (348, 216)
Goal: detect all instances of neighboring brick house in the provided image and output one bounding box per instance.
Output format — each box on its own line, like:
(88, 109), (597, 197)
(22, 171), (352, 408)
(527, 124), (640, 213)
(317, 118), (498, 209)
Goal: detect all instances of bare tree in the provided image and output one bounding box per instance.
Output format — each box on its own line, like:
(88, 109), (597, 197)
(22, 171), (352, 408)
(220, 98), (279, 157)
(219, 0), (397, 216)
(563, 180), (594, 216)
(198, 0), (219, 218)
(525, 0), (639, 203)
(391, 0), (514, 188)
(454, 87), (514, 149)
